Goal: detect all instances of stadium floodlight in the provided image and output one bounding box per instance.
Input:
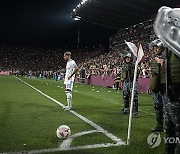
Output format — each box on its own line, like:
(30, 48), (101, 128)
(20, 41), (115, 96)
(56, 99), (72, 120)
(81, 0), (88, 5)
(74, 16), (81, 21)
(73, 9), (76, 12)
(77, 4), (81, 8)
(74, 18), (80, 21)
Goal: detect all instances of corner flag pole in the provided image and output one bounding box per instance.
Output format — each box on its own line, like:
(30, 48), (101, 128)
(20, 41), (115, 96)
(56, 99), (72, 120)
(127, 43), (140, 145)
(127, 60), (138, 145)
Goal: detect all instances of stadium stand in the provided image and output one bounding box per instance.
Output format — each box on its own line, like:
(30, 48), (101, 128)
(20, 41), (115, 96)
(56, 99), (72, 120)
(0, 45), (105, 78)
(72, 0), (179, 79)
(0, 18), (157, 79)
(1, 0), (179, 88)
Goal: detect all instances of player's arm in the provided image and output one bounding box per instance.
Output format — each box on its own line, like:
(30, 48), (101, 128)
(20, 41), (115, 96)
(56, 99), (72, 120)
(68, 66), (78, 79)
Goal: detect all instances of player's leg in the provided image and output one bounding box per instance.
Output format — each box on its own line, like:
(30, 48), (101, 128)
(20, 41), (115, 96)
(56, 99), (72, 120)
(64, 80), (74, 111)
(65, 90), (72, 109)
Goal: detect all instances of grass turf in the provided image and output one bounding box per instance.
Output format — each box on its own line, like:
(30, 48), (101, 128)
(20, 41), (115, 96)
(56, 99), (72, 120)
(0, 75), (165, 153)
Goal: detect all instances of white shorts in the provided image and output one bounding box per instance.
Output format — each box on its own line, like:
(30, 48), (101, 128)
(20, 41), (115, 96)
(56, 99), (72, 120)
(65, 79), (74, 91)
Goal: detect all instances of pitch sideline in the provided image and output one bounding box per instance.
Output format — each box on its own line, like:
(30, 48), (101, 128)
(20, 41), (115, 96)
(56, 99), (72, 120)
(15, 76), (125, 152)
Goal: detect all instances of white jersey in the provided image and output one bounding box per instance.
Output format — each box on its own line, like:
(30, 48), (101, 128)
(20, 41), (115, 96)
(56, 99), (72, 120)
(64, 59), (77, 85)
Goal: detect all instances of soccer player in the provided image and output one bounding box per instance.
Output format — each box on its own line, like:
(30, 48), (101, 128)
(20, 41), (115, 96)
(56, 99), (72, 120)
(63, 52), (78, 111)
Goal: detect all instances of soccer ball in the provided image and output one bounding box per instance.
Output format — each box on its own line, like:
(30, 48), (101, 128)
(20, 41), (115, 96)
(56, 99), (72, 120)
(56, 125), (71, 139)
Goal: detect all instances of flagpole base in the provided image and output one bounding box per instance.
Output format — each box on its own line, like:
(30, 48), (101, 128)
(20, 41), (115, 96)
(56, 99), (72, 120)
(127, 139), (130, 145)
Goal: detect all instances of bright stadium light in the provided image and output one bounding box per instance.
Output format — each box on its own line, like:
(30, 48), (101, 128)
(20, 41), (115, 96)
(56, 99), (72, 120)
(73, 9), (76, 12)
(74, 16), (81, 21)
(81, 0), (87, 5)
(74, 18), (80, 21)
(74, 0), (88, 11)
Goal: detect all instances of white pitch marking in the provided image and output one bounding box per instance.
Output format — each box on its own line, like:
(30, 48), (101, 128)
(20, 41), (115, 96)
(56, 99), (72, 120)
(60, 130), (98, 150)
(61, 142), (123, 151)
(70, 110), (123, 143)
(27, 142), (122, 154)
(15, 77), (124, 143)
(71, 130), (99, 138)
(14, 77), (125, 152)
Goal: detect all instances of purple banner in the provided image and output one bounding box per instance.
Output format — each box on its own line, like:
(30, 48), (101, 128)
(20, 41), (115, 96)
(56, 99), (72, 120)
(85, 75), (150, 94)
(0, 71), (10, 75)
(138, 78), (151, 94)
(89, 75), (114, 87)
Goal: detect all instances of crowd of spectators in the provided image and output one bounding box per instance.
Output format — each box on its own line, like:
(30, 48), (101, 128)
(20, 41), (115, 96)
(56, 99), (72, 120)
(78, 50), (123, 78)
(109, 19), (156, 78)
(0, 45), (152, 80)
(0, 19), (156, 79)
(0, 45), (104, 79)
(0, 46), (64, 72)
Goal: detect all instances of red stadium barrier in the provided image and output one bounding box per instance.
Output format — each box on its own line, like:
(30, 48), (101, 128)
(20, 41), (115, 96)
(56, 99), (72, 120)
(0, 71), (10, 75)
(85, 75), (151, 94)
(88, 75), (114, 88)
(138, 78), (151, 94)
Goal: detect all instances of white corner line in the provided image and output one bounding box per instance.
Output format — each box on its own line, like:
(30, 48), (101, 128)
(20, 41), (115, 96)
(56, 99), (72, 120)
(27, 142), (122, 154)
(13, 76), (125, 153)
(59, 130), (98, 150)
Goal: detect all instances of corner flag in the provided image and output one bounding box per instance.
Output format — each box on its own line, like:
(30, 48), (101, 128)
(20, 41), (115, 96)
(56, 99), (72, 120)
(137, 43), (144, 64)
(126, 42), (144, 145)
(125, 40), (137, 57)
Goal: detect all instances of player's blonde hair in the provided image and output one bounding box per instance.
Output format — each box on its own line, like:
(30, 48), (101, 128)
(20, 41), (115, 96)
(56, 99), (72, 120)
(64, 51), (71, 56)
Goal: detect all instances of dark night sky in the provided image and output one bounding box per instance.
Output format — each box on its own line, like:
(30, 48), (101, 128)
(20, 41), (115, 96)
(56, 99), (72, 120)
(0, 0), (116, 49)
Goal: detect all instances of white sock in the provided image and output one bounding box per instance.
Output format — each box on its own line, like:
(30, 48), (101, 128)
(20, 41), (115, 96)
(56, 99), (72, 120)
(66, 92), (72, 108)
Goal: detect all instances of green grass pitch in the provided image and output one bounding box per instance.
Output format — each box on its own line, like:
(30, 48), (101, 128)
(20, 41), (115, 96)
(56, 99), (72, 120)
(0, 75), (165, 154)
